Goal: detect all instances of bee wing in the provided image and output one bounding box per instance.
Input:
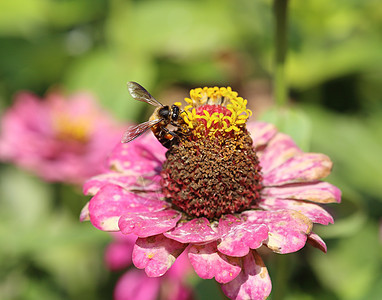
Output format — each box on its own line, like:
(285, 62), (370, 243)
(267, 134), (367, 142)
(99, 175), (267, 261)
(121, 119), (162, 143)
(127, 82), (163, 107)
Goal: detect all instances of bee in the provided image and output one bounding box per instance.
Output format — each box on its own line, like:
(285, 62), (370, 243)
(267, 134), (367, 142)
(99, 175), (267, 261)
(121, 81), (183, 148)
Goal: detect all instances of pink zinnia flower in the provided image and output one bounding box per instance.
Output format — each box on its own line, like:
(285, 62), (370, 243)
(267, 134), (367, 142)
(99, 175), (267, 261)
(106, 233), (195, 300)
(81, 86), (341, 299)
(0, 91), (124, 184)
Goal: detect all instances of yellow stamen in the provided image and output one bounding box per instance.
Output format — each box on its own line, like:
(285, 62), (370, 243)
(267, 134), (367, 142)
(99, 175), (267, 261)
(179, 86), (252, 138)
(53, 113), (91, 143)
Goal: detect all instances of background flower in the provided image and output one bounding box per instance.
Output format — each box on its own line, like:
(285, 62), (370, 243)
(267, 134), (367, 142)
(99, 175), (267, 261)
(0, 91), (125, 184)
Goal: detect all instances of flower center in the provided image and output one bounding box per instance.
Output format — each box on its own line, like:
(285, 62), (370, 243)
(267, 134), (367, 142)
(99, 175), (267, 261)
(53, 113), (91, 144)
(161, 87), (262, 220)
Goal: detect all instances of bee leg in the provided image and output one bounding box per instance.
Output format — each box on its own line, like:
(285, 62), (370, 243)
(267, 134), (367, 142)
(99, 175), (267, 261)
(162, 127), (179, 148)
(163, 127), (180, 140)
(175, 124), (191, 137)
(169, 121), (189, 137)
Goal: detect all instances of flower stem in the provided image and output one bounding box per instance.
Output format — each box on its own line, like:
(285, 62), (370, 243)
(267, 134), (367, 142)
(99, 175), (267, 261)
(273, 0), (289, 107)
(272, 254), (289, 300)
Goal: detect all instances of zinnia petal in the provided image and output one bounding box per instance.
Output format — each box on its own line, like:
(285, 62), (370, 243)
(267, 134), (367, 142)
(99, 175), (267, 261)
(307, 232), (328, 253)
(259, 133), (301, 172)
(114, 269), (160, 300)
(243, 210), (312, 254)
(132, 234), (186, 277)
(83, 172), (158, 196)
(259, 197), (334, 225)
(108, 136), (165, 174)
(118, 210), (182, 237)
(262, 153), (333, 186)
(262, 181), (341, 204)
(79, 202), (90, 222)
(217, 214), (269, 257)
(105, 233), (136, 270)
(164, 218), (220, 243)
(247, 121), (278, 148)
(88, 184), (168, 231)
(188, 242), (241, 283)
(221, 250), (271, 300)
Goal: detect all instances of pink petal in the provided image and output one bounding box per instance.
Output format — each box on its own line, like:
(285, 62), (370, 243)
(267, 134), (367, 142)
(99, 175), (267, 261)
(217, 215), (269, 257)
(164, 218), (220, 243)
(118, 209), (182, 237)
(263, 153), (333, 186)
(166, 251), (194, 279)
(88, 184), (168, 231)
(247, 121), (278, 148)
(307, 232), (327, 253)
(262, 181), (342, 204)
(105, 233), (136, 270)
(243, 210), (312, 254)
(79, 202), (90, 222)
(114, 269), (160, 300)
(108, 135), (165, 173)
(133, 234), (187, 277)
(221, 250), (272, 300)
(259, 133), (301, 173)
(83, 172), (160, 196)
(259, 198), (334, 225)
(188, 242), (241, 283)
(150, 252), (195, 300)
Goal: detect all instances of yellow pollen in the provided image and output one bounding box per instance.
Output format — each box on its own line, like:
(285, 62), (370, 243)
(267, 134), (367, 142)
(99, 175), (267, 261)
(181, 86), (252, 137)
(53, 113), (91, 143)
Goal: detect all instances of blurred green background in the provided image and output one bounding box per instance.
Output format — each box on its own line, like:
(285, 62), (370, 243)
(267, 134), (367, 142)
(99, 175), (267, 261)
(0, 0), (381, 299)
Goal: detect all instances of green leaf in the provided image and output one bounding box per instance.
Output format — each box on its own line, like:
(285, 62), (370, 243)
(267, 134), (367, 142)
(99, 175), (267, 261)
(304, 105), (382, 200)
(106, 0), (239, 58)
(0, 166), (52, 226)
(64, 49), (156, 121)
(310, 221), (382, 300)
(0, 0), (47, 36)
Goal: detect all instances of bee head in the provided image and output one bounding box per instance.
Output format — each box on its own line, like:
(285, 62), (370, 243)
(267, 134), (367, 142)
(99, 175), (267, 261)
(171, 105), (180, 121)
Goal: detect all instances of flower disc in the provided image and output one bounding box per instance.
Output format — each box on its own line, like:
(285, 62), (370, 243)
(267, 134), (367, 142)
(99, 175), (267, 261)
(161, 87), (262, 219)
